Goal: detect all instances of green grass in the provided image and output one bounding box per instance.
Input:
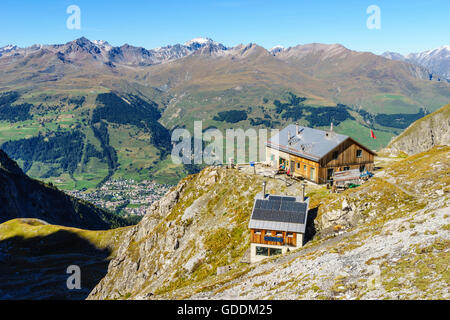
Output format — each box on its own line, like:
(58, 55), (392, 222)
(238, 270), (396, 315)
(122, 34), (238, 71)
(335, 119), (395, 150)
(365, 94), (422, 115)
(0, 218), (129, 255)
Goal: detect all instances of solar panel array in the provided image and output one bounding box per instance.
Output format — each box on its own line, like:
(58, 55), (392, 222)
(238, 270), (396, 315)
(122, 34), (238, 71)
(268, 195), (296, 202)
(252, 197), (307, 225)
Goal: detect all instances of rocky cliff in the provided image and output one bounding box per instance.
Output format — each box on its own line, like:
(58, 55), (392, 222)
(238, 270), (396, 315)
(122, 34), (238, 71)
(0, 149), (126, 230)
(89, 147), (449, 300)
(385, 103), (450, 155)
(88, 167), (307, 299)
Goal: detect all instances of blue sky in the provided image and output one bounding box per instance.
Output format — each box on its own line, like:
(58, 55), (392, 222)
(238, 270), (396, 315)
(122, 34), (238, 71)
(0, 0), (448, 54)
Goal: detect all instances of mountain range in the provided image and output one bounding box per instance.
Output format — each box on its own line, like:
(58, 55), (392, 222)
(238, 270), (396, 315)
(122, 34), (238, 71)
(382, 46), (450, 81)
(0, 42), (448, 299)
(0, 37), (449, 190)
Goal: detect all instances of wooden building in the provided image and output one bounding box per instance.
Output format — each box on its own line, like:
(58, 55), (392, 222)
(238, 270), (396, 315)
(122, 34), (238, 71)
(248, 190), (309, 263)
(266, 124), (376, 184)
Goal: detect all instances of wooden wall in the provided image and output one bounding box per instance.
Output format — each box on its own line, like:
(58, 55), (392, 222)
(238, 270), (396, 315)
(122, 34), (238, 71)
(287, 138), (375, 184)
(320, 138), (374, 168)
(289, 155), (320, 184)
(250, 229), (297, 247)
(267, 138), (375, 184)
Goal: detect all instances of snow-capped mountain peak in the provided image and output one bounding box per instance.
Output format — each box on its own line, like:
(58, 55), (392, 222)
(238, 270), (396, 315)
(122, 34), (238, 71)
(184, 37), (214, 46)
(382, 45), (450, 80)
(1, 45), (17, 50)
(93, 40), (110, 46)
(0, 45), (19, 57)
(93, 40), (112, 51)
(270, 45), (285, 54)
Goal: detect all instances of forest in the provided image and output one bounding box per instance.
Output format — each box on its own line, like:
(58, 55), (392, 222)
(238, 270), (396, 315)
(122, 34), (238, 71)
(1, 131), (85, 175)
(213, 110), (248, 123)
(274, 93), (355, 126)
(374, 109), (426, 129)
(0, 91), (33, 122)
(93, 93), (171, 155)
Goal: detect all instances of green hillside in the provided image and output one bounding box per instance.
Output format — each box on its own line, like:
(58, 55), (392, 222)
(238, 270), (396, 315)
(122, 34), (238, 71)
(0, 90), (193, 190)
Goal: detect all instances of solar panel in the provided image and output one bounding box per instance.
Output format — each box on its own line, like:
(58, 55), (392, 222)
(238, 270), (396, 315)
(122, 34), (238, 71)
(280, 201), (290, 212)
(268, 195), (296, 202)
(252, 196), (308, 225)
(269, 200), (281, 210)
(292, 202), (307, 213)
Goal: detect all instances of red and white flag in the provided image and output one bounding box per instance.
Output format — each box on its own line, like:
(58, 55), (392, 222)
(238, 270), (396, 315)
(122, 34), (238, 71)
(370, 129), (377, 139)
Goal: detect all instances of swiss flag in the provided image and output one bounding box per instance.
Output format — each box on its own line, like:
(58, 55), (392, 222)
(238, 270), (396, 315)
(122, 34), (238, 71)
(370, 129), (377, 139)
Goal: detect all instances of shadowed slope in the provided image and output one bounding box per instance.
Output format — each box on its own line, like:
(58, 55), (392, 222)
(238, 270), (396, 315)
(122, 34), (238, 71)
(0, 149), (127, 229)
(0, 218), (129, 300)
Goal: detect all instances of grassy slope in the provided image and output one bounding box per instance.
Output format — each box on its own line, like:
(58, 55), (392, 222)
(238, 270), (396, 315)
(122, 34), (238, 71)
(0, 90), (187, 189)
(0, 218), (128, 254)
(89, 146), (449, 299)
(88, 166), (308, 299)
(0, 218), (130, 299)
(175, 147), (449, 299)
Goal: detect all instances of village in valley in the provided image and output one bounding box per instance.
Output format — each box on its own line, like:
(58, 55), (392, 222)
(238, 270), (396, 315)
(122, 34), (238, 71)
(67, 179), (171, 217)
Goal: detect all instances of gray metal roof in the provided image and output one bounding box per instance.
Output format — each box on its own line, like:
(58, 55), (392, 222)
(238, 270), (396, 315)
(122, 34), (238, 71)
(248, 194), (309, 233)
(266, 124), (349, 161)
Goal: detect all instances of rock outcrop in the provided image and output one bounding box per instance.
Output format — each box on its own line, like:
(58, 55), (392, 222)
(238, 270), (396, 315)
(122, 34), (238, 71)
(385, 103), (450, 156)
(89, 146), (449, 300)
(88, 166), (307, 299)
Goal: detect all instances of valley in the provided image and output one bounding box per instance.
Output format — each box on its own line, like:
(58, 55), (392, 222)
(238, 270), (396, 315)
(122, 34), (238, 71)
(1, 37), (448, 194)
(0, 36), (448, 301)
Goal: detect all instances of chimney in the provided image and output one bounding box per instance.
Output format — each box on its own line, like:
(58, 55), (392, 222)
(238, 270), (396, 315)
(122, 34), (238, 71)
(301, 182), (306, 202)
(296, 122), (299, 135)
(330, 122), (334, 132)
(262, 181), (267, 198)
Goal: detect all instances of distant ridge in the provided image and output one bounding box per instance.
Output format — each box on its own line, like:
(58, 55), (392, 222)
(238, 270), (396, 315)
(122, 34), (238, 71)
(382, 45), (450, 81)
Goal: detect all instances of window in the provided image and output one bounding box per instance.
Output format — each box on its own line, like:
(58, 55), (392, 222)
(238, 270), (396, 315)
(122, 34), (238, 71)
(254, 230), (261, 235)
(287, 232), (294, 238)
(268, 248), (282, 256)
(310, 167), (315, 180)
(332, 151), (339, 160)
(303, 165), (307, 171)
(356, 149), (362, 158)
(327, 168), (334, 180)
(343, 166), (350, 171)
(270, 154), (274, 161)
(360, 164), (365, 172)
(276, 232), (283, 237)
(296, 162), (300, 169)
(256, 246), (269, 256)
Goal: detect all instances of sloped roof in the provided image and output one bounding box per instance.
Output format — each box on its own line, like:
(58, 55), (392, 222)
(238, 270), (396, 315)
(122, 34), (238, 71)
(266, 124), (349, 161)
(248, 194), (309, 233)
